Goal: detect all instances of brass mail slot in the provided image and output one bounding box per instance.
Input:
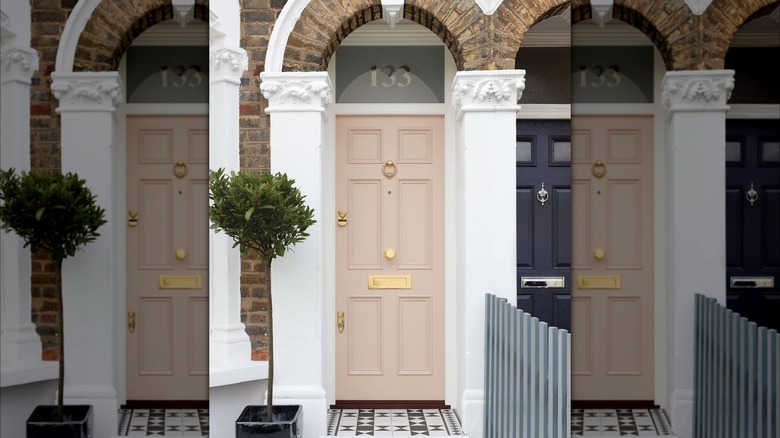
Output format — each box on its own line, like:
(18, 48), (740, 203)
(159, 275), (202, 289)
(578, 274), (621, 290)
(368, 275), (412, 290)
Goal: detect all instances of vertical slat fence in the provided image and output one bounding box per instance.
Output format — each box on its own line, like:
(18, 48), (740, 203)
(694, 293), (780, 438)
(484, 293), (571, 438)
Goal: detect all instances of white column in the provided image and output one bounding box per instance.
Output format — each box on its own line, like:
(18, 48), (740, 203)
(451, 70), (525, 438)
(50, 71), (122, 438)
(260, 71), (332, 438)
(0, 44), (58, 386)
(660, 70), (734, 438)
(208, 44), (267, 438)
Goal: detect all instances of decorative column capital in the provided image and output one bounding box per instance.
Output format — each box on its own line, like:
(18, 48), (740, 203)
(451, 70), (525, 116)
(51, 72), (123, 113)
(259, 72), (333, 113)
(210, 44), (248, 85)
(1, 45), (39, 85)
(661, 70), (735, 114)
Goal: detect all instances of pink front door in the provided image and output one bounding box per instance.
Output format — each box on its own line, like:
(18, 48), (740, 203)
(335, 115), (445, 402)
(571, 115), (654, 401)
(126, 115), (209, 400)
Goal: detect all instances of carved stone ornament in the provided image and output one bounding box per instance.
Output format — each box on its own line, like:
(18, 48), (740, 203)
(260, 72), (333, 112)
(0, 46), (39, 84)
(51, 73), (124, 112)
(661, 71), (735, 113)
(451, 71), (526, 113)
(684, 0), (714, 15)
(474, 0), (505, 15)
(209, 46), (248, 85)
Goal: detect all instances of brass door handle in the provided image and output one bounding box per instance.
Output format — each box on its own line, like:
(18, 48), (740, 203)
(593, 248), (605, 261)
(128, 311), (136, 334)
(384, 248), (396, 260)
(175, 248), (187, 260)
(337, 311), (345, 334)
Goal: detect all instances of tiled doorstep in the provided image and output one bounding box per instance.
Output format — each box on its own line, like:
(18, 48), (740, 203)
(326, 409), (469, 437)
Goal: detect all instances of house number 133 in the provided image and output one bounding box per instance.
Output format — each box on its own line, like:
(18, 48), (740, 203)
(578, 64), (621, 88)
(160, 65), (205, 88)
(370, 64), (412, 88)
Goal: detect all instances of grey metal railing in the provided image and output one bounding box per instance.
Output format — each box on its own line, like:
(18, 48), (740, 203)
(694, 293), (780, 438)
(484, 293), (571, 438)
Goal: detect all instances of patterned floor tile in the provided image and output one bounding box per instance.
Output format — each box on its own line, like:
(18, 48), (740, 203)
(328, 409), (466, 436)
(117, 409), (208, 436)
(572, 409), (676, 437)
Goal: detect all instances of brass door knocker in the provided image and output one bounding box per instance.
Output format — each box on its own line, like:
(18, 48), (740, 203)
(591, 160), (606, 179)
(382, 160), (397, 179)
(173, 160), (188, 179)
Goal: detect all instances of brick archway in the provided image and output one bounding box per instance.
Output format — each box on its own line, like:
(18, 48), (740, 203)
(73, 0), (208, 72)
(282, 0), (568, 72)
(573, 0), (779, 71)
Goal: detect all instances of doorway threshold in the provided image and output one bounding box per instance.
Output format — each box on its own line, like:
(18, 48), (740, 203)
(326, 408), (468, 436)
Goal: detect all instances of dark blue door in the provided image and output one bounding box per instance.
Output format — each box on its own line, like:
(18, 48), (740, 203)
(516, 119), (571, 331)
(725, 119), (780, 331)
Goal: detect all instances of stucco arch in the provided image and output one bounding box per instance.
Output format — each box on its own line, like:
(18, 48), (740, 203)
(56, 0), (208, 73)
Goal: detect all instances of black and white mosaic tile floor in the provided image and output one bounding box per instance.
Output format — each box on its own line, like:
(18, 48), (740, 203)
(571, 409), (675, 436)
(327, 409), (466, 436)
(117, 409), (209, 436)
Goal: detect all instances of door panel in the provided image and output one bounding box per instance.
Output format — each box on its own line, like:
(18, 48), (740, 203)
(515, 120), (572, 330)
(571, 115), (653, 400)
(127, 115), (208, 400)
(336, 115), (444, 401)
(726, 120), (780, 331)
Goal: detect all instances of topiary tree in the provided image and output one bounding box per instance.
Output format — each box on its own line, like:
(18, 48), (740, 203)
(0, 168), (106, 422)
(208, 168), (316, 422)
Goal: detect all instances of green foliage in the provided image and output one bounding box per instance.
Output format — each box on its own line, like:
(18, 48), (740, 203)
(208, 168), (316, 267)
(0, 168), (107, 263)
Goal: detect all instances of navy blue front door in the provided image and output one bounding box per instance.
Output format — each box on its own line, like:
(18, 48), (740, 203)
(516, 119), (572, 331)
(725, 119), (780, 331)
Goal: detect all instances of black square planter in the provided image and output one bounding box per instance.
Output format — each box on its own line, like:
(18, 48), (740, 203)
(26, 405), (93, 438)
(236, 405), (303, 438)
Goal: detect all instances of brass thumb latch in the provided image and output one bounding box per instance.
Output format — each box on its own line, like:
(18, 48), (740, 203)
(128, 311), (136, 334)
(337, 311), (345, 334)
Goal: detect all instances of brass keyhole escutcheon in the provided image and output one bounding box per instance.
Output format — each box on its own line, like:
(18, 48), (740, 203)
(128, 311), (136, 334)
(128, 210), (139, 227)
(337, 210), (348, 227)
(173, 160), (188, 179)
(591, 160), (606, 179)
(382, 160), (397, 179)
(337, 311), (345, 334)
(385, 248), (396, 260)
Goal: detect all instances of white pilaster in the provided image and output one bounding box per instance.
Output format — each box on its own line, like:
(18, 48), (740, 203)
(0, 45), (56, 384)
(260, 71), (332, 438)
(51, 71), (123, 438)
(207, 44), (267, 438)
(452, 69), (525, 438)
(661, 70), (734, 438)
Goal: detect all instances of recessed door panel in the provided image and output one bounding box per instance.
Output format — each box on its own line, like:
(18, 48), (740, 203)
(336, 115), (444, 401)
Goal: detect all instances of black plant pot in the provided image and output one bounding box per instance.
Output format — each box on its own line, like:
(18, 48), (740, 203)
(26, 405), (93, 438)
(236, 405), (303, 438)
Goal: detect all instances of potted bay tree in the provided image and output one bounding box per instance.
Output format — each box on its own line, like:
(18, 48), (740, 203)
(0, 168), (106, 438)
(208, 168), (315, 438)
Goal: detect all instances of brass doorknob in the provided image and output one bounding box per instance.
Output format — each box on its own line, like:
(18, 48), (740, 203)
(385, 248), (396, 260)
(593, 248), (605, 261)
(175, 248), (187, 260)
